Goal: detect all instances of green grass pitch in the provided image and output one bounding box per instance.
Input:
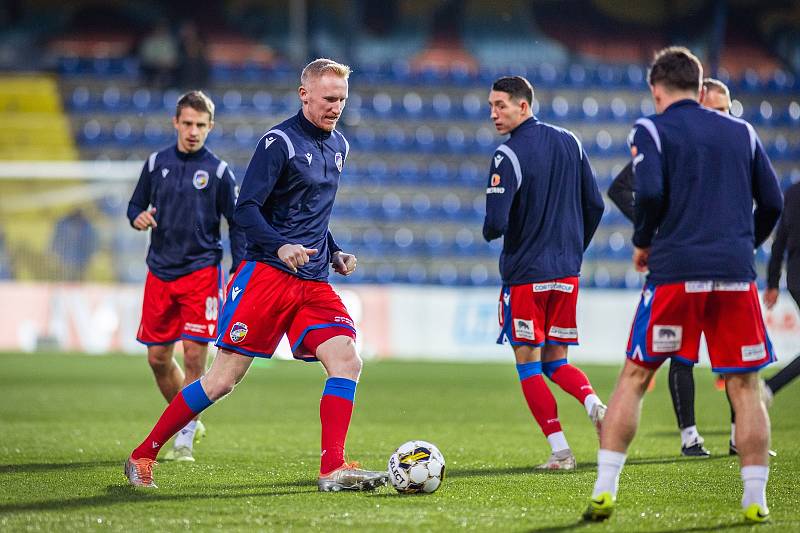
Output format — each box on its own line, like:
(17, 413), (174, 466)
(1, 352), (798, 531)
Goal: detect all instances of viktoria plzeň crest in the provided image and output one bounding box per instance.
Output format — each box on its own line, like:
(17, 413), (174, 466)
(335, 152), (343, 172)
(193, 170), (209, 189)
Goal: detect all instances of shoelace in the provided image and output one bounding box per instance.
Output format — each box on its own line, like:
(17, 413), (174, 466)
(133, 459), (157, 484)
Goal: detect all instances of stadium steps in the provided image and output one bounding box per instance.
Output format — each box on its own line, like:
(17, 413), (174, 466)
(0, 75), (77, 160)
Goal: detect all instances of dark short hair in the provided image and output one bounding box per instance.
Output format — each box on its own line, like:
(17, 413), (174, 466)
(648, 46), (702, 93)
(492, 76), (533, 105)
(175, 90), (215, 121)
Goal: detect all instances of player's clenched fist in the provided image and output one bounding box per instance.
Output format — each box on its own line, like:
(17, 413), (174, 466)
(332, 251), (357, 276)
(133, 207), (158, 230)
(278, 243), (318, 273)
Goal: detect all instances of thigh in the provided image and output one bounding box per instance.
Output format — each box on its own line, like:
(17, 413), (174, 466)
(137, 271), (182, 345)
(497, 283), (544, 347)
(175, 265), (223, 343)
(287, 281), (356, 361)
(540, 277), (579, 345)
(626, 282), (705, 368)
(215, 262), (298, 358)
(706, 282), (776, 373)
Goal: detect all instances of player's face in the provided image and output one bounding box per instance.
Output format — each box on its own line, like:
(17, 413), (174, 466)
(488, 90), (527, 135)
(700, 88), (730, 113)
(173, 107), (213, 153)
(299, 73), (348, 132)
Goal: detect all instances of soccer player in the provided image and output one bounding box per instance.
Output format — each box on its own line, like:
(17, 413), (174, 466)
(127, 90), (244, 463)
(125, 58), (389, 492)
(483, 76), (607, 470)
(583, 47), (783, 524)
(607, 77), (735, 457)
(761, 181), (800, 406)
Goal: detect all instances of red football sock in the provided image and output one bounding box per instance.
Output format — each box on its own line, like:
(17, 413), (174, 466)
(319, 394), (354, 475)
(131, 393), (196, 461)
(550, 364), (595, 403)
(520, 375), (562, 436)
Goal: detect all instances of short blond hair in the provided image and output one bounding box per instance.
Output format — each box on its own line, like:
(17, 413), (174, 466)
(301, 58), (351, 85)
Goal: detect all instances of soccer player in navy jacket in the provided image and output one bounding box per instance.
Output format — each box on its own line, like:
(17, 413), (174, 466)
(483, 76), (607, 470)
(125, 59), (388, 492)
(127, 90), (244, 462)
(584, 47), (783, 524)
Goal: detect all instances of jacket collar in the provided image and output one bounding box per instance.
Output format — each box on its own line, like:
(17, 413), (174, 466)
(509, 116), (537, 137)
(297, 109), (332, 140)
(174, 145), (208, 161)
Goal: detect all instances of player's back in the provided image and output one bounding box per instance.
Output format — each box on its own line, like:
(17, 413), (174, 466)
(498, 118), (600, 284)
(635, 100), (777, 283)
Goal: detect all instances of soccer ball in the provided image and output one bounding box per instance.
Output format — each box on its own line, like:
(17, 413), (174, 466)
(387, 440), (445, 494)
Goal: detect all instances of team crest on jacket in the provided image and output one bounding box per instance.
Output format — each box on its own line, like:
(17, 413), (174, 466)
(193, 170), (209, 190)
(335, 152), (343, 172)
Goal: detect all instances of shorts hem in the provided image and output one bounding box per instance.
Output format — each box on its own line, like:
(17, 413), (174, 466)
(214, 341), (274, 359)
(181, 334), (214, 343)
(545, 340), (579, 346)
(508, 339), (545, 347)
(290, 323), (357, 354)
(137, 337), (181, 346)
(712, 359), (775, 374)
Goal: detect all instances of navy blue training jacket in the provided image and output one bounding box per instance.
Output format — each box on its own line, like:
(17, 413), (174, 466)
(630, 99), (783, 284)
(127, 145), (245, 281)
(483, 117), (605, 285)
(234, 110), (348, 280)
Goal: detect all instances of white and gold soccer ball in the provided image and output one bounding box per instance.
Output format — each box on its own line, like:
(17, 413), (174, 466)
(387, 440), (445, 494)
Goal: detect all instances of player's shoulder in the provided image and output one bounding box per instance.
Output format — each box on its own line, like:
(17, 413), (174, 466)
(534, 120), (584, 156)
(202, 148), (232, 180)
(146, 145), (176, 172)
(257, 116), (299, 158)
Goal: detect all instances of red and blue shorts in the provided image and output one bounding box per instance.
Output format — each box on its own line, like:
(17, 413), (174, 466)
(215, 261), (356, 361)
(626, 281), (776, 373)
(497, 277), (580, 347)
(137, 264), (224, 345)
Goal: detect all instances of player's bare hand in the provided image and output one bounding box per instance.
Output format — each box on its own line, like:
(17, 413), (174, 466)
(278, 244), (318, 273)
(763, 288), (779, 310)
(133, 207), (157, 230)
(633, 246), (650, 272)
(332, 251), (357, 276)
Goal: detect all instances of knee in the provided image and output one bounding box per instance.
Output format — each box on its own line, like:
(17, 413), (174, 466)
(320, 337), (362, 379)
(623, 361), (655, 393)
(147, 348), (173, 373)
(200, 374), (236, 401)
(542, 358), (567, 379)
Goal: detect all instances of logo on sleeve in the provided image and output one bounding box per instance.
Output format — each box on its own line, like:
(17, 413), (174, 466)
(652, 325), (682, 353)
(161, 168), (169, 178)
(305, 153), (313, 165)
(231, 286), (242, 301)
(193, 170), (209, 189)
(494, 154), (504, 168)
(491, 173), (501, 186)
(230, 322), (248, 343)
(265, 136), (276, 149)
(335, 152), (343, 172)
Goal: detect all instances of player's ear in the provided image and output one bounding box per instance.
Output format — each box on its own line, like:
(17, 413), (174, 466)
(298, 86), (308, 104)
(172, 116), (179, 130)
(207, 120), (214, 132)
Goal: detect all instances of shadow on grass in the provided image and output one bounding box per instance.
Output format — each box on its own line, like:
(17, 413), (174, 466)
(0, 484), (317, 514)
(647, 429), (732, 438)
(0, 461), (123, 474)
(524, 520), (757, 533)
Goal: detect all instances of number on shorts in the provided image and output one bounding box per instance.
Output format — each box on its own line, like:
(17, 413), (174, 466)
(205, 297), (218, 320)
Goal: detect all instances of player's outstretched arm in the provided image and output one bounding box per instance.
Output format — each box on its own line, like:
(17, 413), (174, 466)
(331, 251), (357, 276)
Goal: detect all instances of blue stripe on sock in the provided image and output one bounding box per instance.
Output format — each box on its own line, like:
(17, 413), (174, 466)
(516, 361), (542, 381)
(322, 377), (357, 402)
(542, 358), (568, 379)
(182, 379), (213, 413)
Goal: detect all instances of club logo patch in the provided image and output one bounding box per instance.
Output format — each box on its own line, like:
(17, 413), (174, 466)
(494, 154), (504, 168)
(230, 321), (248, 343)
(335, 152), (343, 172)
(491, 173), (501, 186)
(514, 318), (535, 340)
(652, 325), (682, 353)
(193, 170), (209, 190)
